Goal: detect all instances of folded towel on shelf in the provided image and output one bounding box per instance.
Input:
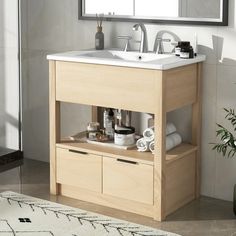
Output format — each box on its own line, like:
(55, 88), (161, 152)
(148, 132), (182, 154)
(136, 138), (151, 152)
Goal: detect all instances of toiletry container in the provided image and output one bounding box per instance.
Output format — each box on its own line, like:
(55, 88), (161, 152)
(103, 108), (114, 139)
(95, 26), (104, 50)
(114, 126), (135, 146)
(116, 109), (132, 127)
(177, 41), (194, 59)
(87, 122), (100, 140)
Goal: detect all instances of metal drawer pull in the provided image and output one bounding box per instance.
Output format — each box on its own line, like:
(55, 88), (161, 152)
(69, 149), (88, 155)
(116, 159), (138, 165)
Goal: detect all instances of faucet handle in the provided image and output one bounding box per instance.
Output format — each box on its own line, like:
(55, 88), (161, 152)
(156, 38), (171, 43)
(117, 35), (132, 51)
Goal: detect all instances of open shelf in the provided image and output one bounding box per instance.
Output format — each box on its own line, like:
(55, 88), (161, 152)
(166, 143), (197, 164)
(56, 141), (197, 166)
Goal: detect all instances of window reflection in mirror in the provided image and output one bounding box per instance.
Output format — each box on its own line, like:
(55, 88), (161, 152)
(135, 0), (179, 18)
(85, 0), (133, 16)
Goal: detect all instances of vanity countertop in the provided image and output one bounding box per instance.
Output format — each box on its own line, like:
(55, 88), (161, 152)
(47, 50), (206, 70)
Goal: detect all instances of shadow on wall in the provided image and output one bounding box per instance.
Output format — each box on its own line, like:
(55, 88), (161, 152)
(0, 0), (6, 147)
(198, 34), (236, 65)
(0, 0), (19, 150)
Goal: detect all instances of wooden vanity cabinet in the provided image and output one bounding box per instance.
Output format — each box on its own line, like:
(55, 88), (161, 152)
(49, 60), (202, 221)
(103, 156), (154, 205)
(56, 147), (102, 193)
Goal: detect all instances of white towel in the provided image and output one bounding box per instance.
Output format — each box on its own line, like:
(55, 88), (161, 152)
(148, 132), (182, 154)
(143, 127), (154, 142)
(166, 132), (182, 151)
(166, 123), (177, 136)
(136, 138), (151, 152)
(142, 123), (176, 142)
(149, 141), (155, 153)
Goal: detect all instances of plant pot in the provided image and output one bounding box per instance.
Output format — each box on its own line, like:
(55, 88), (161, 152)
(234, 184), (236, 215)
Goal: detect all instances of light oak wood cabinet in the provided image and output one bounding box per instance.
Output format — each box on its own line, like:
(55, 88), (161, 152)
(49, 59), (202, 221)
(56, 147), (102, 193)
(103, 156), (153, 204)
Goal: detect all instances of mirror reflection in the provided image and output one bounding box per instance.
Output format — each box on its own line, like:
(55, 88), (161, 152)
(83, 0), (223, 21)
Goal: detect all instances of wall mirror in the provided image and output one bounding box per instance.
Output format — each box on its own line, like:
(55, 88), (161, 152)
(79, 0), (228, 26)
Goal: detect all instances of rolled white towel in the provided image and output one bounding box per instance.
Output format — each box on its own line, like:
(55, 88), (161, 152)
(149, 138), (174, 153)
(166, 122), (177, 136)
(149, 141), (155, 154)
(149, 132), (182, 154)
(136, 138), (151, 152)
(143, 127), (154, 142)
(166, 132), (182, 151)
(143, 123), (176, 142)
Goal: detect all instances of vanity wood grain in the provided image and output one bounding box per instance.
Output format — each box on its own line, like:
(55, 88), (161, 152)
(49, 59), (202, 221)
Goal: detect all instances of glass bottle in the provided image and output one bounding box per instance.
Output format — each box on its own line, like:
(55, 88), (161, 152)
(95, 26), (104, 50)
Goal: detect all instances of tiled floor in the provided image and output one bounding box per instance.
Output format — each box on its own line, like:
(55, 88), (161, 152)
(0, 158), (236, 236)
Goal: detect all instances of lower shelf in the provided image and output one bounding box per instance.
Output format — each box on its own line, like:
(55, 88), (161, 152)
(56, 141), (197, 165)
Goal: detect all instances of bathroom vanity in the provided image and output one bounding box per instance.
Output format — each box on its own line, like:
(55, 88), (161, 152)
(47, 50), (205, 221)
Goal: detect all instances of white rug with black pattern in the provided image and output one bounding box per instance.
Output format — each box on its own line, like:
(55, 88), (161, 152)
(0, 192), (180, 236)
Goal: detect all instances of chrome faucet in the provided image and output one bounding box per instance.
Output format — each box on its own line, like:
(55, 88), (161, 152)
(132, 23), (148, 53)
(154, 38), (171, 54)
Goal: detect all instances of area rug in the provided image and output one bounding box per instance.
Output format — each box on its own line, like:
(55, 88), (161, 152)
(0, 191), (180, 236)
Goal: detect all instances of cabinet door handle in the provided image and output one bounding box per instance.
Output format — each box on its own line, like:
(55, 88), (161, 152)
(116, 159), (138, 165)
(69, 149), (88, 155)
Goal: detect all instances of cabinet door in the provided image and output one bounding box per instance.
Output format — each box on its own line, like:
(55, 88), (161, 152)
(56, 148), (102, 193)
(103, 157), (153, 204)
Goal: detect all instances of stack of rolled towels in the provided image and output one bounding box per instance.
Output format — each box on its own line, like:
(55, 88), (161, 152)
(136, 123), (182, 153)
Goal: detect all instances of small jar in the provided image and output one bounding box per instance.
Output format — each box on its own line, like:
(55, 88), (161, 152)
(176, 41), (192, 58)
(87, 122), (100, 140)
(175, 42), (182, 56)
(114, 126), (135, 146)
(179, 47), (190, 59)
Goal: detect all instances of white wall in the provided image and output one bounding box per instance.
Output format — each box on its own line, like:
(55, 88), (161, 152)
(0, 0), (19, 150)
(21, 0), (236, 202)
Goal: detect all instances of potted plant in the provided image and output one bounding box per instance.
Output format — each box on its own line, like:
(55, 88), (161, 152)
(212, 108), (236, 215)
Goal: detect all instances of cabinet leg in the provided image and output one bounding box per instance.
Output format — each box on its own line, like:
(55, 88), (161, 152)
(49, 61), (60, 196)
(192, 63), (202, 199)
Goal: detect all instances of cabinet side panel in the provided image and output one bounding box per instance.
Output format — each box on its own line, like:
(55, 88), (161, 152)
(56, 62), (159, 113)
(153, 74), (166, 221)
(49, 60), (60, 195)
(192, 63), (202, 198)
(165, 153), (196, 216)
(165, 64), (197, 112)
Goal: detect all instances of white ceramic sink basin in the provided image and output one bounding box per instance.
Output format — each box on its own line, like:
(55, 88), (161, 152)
(80, 50), (173, 62)
(47, 50), (206, 70)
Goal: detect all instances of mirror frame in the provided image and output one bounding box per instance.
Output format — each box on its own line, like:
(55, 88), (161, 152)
(78, 0), (228, 26)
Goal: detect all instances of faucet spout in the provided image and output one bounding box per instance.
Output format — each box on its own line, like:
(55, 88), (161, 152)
(132, 23), (148, 53)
